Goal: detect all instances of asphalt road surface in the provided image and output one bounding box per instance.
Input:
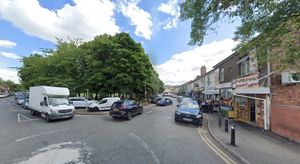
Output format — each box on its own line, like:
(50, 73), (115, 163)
(0, 97), (234, 164)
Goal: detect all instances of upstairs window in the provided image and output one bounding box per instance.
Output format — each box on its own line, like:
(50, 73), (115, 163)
(220, 67), (224, 82)
(240, 61), (250, 76)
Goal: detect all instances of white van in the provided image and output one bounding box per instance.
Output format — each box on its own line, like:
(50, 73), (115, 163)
(88, 97), (120, 111)
(29, 86), (75, 122)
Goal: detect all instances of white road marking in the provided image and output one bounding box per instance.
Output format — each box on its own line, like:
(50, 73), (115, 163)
(16, 130), (63, 142)
(147, 110), (153, 114)
(128, 133), (160, 164)
(17, 113), (42, 123)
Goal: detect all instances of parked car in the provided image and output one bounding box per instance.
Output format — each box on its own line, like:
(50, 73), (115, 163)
(177, 96), (183, 102)
(16, 96), (25, 105)
(174, 100), (203, 126)
(201, 101), (213, 113)
(109, 100), (143, 120)
(69, 97), (88, 108)
(151, 96), (162, 104)
(23, 98), (29, 109)
(88, 97), (120, 111)
(156, 97), (173, 106)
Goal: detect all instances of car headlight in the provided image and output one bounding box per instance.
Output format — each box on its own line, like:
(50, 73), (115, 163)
(196, 114), (202, 118)
(50, 109), (58, 114)
(175, 110), (181, 115)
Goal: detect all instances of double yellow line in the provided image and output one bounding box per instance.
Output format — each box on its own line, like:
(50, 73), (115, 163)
(198, 128), (237, 164)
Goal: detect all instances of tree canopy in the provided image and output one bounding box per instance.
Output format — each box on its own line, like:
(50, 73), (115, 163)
(18, 33), (164, 100)
(180, 0), (300, 71)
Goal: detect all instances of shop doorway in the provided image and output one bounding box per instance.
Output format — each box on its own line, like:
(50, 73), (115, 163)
(249, 99), (256, 122)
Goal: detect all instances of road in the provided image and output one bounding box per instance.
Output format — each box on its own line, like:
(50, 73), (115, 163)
(0, 97), (235, 164)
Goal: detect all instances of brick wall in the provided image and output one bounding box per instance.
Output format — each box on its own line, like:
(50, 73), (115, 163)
(270, 73), (300, 142)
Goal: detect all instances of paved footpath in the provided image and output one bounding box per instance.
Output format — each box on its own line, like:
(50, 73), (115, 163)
(205, 113), (300, 164)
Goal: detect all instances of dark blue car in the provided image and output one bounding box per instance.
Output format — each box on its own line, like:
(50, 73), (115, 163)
(174, 100), (203, 126)
(156, 97), (173, 106)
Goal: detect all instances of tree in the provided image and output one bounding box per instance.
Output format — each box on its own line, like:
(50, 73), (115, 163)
(180, 0), (300, 71)
(18, 33), (164, 100)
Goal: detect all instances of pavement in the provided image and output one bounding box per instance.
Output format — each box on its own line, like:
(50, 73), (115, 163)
(0, 97), (234, 164)
(205, 113), (300, 164)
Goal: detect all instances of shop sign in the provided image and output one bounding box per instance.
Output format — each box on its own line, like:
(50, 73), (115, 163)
(233, 73), (259, 89)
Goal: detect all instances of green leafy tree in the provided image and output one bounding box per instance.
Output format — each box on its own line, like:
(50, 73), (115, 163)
(18, 33), (164, 100)
(180, 0), (300, 71)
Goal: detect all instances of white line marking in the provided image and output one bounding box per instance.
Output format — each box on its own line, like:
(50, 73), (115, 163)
(128, 133), (160, 164)
(147, 110), (153, 114)
(17, 114), (21, 123)
(16, 130), (63, 142)
(17, 113), (42, 123)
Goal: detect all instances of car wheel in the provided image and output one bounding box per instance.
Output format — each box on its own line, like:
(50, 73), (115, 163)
(139, 109), (143, 115)
(30, 109), (35, 116)
(174, 116), (178, 122)
(112, 116), (117, 119)
(94, 107), (99, 112)
(45, 114), (51, 122)
(127, 112), (132, 120)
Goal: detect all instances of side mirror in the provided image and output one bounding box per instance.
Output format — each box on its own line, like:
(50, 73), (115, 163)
(177, 105), (179, 107)
(40, 102), (44, 106)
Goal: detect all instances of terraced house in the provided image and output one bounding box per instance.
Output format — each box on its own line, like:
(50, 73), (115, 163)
(177, 49), (300, 142)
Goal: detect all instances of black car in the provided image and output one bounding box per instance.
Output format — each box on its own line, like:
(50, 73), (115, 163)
(151, 96), (163, 104)
(174, 100), (203, 126)
(109, 100), (143, 120)
(201, 101), (213, 113)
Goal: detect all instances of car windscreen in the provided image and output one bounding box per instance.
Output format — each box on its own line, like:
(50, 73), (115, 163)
(180, 101), (199, 110)
(48, 97), (70, 106)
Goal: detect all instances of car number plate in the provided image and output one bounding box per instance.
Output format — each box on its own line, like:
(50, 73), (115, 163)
(113, 109), (119, 112)
(183, 118), (193, 122)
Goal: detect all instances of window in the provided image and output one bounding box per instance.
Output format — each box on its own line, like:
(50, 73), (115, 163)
(240, 61), (250, 76)
(43, 97), (48, 106)
(99, 99), (108, 104)
(220, 68), (224, 82)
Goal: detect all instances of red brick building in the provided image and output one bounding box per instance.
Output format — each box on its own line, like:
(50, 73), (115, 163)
(270, 73), (300, 142)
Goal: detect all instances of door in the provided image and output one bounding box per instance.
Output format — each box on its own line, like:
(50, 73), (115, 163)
(40, 96), (49, 117)
(130, 101), (139, 114)
(98, 99), (109, 110)
(250, 99), (256, 122)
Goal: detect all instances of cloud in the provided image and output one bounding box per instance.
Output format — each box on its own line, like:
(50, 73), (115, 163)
(0, 0), (120, 43)
(155, 39), (238, 85)
(0, 40), (17, 48)
(0, 67), (19, 83)
(0, 51), (21, 59)
(158, 0), (180, 30)
(119, 0), (153, 39)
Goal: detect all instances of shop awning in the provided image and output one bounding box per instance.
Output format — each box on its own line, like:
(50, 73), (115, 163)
(234, 87), (270, 94)
(203, 90), (219, 95)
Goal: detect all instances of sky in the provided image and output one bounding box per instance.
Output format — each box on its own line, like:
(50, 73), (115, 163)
(0, 0), (240, 85)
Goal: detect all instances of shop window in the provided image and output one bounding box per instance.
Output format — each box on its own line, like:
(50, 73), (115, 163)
(237, 97), (247, 109)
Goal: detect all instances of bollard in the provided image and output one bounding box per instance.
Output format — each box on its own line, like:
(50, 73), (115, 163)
(225, 118), (228, 132)
(218, 114), (222, 127)
(230, 125), (235, 146)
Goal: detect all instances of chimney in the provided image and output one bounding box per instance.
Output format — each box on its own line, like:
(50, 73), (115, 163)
(201, 66), (206, 76)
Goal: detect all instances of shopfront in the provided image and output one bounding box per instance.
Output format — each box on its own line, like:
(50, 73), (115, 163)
(232, 73), (270, 130)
